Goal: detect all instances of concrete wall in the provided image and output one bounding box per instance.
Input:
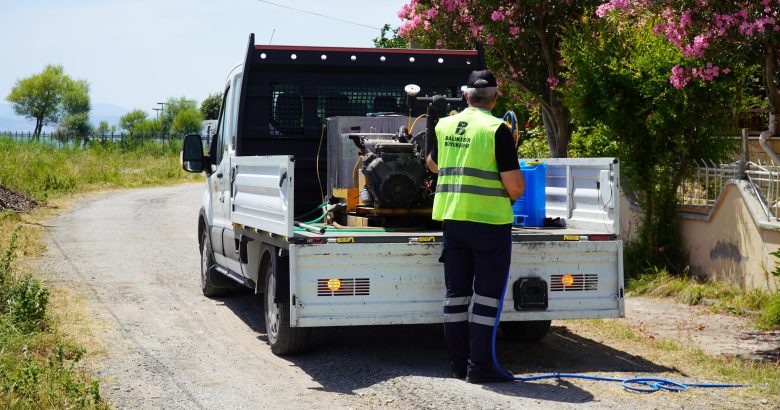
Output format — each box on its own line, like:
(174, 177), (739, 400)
(680, 182), (779, 290)
(747, 138), (780, 166)
(617, 184), (780, 291)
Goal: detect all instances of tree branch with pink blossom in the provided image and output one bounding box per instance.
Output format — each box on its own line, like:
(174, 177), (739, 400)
(397, 0), (603, 157)
(599, 0), (780, 133)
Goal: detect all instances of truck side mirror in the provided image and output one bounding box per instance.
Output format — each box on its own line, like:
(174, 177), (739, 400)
(182, 134), (206, 173)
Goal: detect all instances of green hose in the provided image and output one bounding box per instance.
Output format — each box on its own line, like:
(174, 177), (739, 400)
(295, 202), (327, 220)
(293, 227), (391, 233)
(302, 212), (327, 225)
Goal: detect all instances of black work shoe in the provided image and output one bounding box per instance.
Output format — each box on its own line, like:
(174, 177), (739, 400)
(465, 371), (512, 384)
(451, 368), (467, 380)
(450, 360), (467, 380)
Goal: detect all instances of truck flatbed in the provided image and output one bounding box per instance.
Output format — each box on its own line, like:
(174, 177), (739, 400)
(289, 226), (615, 242)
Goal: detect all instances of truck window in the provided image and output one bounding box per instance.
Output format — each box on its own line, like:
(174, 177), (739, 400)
(266, 83), (461, 136)
(316, 85), (460, 123)
(270, 84), (303, 136)
(216, 85), (232, 164)
(230, 74), (242, 150)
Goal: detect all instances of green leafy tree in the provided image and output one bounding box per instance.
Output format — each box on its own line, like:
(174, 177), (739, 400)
(58, 79), (92, 140)
(373, 24), (408, 48)
(132, 118), (163, 138)
(160, 97), (201, 137)
(95, 120), (111, 136)
(171, 108), (203, 137)
(200, 92), (222, 120)
(561, 16), (737, 273)
(119, 109), (148, 134)
(94, 120), (117, 142)
(5, 65), (75, 137)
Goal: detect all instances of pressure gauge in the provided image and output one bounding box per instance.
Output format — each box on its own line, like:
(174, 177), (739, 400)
(404, 84), (421, 97)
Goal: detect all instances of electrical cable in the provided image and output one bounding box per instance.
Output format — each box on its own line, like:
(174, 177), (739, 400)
(489, 270), (751, 393)
(353, 157), (362, 187)
(316, 125), (326, 203)
(256, 0), (381, 30)
(410, 114), (428, 134)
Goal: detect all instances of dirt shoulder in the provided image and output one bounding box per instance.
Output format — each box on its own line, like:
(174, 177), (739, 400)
(625, 296), (780, 363)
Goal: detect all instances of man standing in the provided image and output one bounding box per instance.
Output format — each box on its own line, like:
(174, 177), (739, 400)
(426, 69), (525, 384)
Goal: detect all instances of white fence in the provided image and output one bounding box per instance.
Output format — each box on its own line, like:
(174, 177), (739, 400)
(678, 160), (780, 220)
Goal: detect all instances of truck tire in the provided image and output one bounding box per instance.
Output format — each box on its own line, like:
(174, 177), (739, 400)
(200, 231), (239, 297)
(263, 256), (311, 355)
(500, 320), (552, 343)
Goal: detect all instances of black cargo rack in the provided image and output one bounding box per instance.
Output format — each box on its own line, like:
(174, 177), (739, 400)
(232, 33), (486, 215)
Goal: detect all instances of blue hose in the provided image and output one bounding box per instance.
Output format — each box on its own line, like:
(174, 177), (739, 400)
(489, 270), (751, 393)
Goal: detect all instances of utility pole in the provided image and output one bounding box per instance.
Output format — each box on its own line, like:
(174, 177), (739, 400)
(157, 102), (168, 139)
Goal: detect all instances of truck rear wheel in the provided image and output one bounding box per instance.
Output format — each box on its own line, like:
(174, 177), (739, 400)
(263, 256), (311, 355)
(500, 320), (552, 343)
(200, 231), (239, 297)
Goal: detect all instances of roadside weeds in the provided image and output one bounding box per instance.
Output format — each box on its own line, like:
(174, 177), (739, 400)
(0, 139), (200, 407)
(627, 270), (780, 331)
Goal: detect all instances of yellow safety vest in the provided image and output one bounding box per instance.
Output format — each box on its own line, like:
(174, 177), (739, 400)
(432, 107), (513, 224)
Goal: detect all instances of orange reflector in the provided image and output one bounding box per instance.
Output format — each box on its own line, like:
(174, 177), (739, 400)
(327, 278), (342, 291)
(561, 274), (575, 287)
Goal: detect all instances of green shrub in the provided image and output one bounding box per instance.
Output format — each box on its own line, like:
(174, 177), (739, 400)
(0, 227), (104, 408)
(568, 124), (619, 158)
(6, 274), (49, 332)
(0, 227), (17, 280)
(518, 126), (551, 159)
(757, 295), (780, 331)
(769, 248), (780, 278)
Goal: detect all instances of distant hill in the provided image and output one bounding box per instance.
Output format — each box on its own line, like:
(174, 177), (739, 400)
(0, 103), (42, 132)
(0, 102), (130, 132)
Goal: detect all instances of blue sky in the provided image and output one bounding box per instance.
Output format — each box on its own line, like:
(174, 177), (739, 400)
(0, 0), (406, 114)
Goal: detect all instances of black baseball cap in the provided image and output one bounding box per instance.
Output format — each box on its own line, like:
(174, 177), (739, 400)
(467, 70), (497, 88)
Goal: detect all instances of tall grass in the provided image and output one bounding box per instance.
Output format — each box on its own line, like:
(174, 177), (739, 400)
(0, 138), (199, 407)
(0, 138), (199, 201)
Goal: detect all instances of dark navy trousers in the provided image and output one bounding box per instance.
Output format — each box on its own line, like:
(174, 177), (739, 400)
(441, 220), (512, 375)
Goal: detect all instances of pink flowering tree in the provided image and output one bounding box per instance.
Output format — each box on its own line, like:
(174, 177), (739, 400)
(600, 0), (780, 134)
(397, 0), (603, 157)
(561, 16), (738, 272)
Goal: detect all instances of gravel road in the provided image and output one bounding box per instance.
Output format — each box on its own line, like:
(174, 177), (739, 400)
(37, 183), (759, 409)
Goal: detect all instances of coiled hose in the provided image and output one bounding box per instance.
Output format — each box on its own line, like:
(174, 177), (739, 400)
(490, 270), (750, 393)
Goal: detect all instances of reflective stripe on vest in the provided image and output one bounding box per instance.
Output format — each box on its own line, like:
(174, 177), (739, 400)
(432, 108), (513, 225)
(436, 184), (508, 198)
(438, 167), (500, 181)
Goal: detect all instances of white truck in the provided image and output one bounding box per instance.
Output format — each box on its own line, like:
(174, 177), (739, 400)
(181, 34), (624, 355)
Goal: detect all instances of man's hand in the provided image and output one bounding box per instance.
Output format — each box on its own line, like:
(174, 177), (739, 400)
(500, 169), (525, 201)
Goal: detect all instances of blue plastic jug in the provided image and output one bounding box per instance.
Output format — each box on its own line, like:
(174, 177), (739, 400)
(512, 160), (546, 227)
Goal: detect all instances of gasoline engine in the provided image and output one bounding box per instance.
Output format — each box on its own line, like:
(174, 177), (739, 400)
(323, 84), (470, 227)
(350, 130), (427, 209)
